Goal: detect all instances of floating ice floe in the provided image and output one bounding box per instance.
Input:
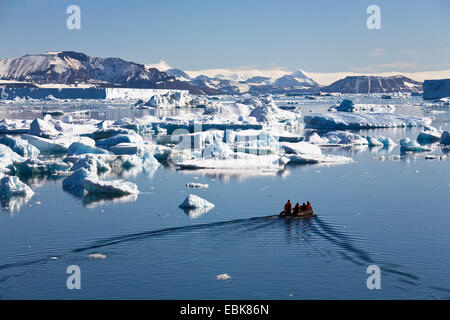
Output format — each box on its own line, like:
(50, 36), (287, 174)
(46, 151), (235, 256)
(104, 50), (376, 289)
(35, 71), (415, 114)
(186, 182), (209, 188)
(0, 135), (40, 158)
(328, 99), (395, 113)
(0, 175), (34, 198)
(216, 273), (231, 280)
(324, 131), (369, 146)
(83, 177), (139, 195)
(176, 143), (289, 170)
(63, 168), (96, 188)
(179, 194), (214, 218)
(14, 159), (71, 175)
(96, 133), (143, 148)
(248, 96), (301, 123)
(67, 140), (109, 156)
(282, 141), (353, 164)
(304, 112), (431, 130)
(0, 119), (30, 134)
(417, 126), (443, 143)
(22, 134), (68, 153)
(88, 253), (107, 259)
(400, 138), (433, 152)
(0, 144), (24, 173)
(27, 117), (59, 138)
(227, 130), (281, 154)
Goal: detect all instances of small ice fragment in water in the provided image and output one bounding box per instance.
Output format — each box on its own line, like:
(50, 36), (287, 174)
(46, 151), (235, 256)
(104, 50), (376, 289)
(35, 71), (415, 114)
(186, 182), (209, 188)
(88, 253), (107, 259)
(216, 273), (231, 280)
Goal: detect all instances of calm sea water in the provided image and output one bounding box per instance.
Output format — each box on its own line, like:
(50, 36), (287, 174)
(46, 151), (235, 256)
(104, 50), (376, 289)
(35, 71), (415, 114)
(0, 95), (449, 299)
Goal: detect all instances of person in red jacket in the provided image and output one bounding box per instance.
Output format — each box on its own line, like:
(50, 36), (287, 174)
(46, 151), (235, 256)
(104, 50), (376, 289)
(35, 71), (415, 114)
(306, 201), (312, 211)
(284, 200), (292, 215)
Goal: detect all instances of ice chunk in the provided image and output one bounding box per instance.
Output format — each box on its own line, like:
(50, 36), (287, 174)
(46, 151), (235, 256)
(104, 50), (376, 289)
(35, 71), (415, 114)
(0, 135), (40, 158)
(281, 141), (321, 155)
(329, 99), (395, 113)
(216, 273), (231, 280)
(88, 253), (107, 259)
(14, 159), (71, 175)
(400, 138), (433, 152)
(109, 143), (145, 156)
(179, 194), (214, 210)
(417, 126), (442, 143)
(325, 131), (368, 145)
(63, 168), (95, 188)
(83, 177), (139, 195)
(227, 130), (280, 155)
(186, 182), (209, 188)
(69, 154), (112, 173)
(288, 154), (353, 164)
(96, 133), (143, 148)
(22, 134), (68, 153)
(0, 175), (34, 198)
(306, 132), (329, 145)
(249, 96), (300, 123)
(0, 119), (30, 134)
(0, 144), (24, 173)
(67, 141), (109, 156)
(440, 131), (450, 145)
(304, 112), (431, 130)
(28, 118), (59, 138)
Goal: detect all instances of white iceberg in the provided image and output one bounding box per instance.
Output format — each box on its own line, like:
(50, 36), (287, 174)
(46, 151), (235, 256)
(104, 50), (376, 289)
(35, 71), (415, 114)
(0, 175), (34, 198)
(179, 194), (214, 212)
(304, 112), (431, 130)
(83, 177), (139, 195)
(329, 99), (395, 113)
(63, 168), (96, 188)
(186, 182), (209, 188)
(324, 131), (369, 146)
(0, 135), (40, 157)
(22, 134), (68, 153)
(14, 159), (71, 175)
(28, 118), (59, 138)
(96, 133), (143, 148)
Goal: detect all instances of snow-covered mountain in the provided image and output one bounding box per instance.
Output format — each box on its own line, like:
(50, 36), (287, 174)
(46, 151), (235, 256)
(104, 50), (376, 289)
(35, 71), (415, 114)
(321, 75), (422, 93)
(0, 51), (211, 94)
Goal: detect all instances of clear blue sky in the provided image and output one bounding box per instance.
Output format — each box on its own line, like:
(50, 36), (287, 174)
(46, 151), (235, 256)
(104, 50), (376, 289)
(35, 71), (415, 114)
(1, 0), (449, 72)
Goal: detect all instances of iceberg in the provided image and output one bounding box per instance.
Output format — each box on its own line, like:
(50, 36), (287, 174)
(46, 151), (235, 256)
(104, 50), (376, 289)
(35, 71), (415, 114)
(22, 134), (68, 153)
(69, 154), (112, 173)
(96, 133), (143, 148)
(324, 131), (369, 146)
(83, 177), (139, 195)
(186, 182), (209, 188)
(179, 194), (215, 218)
(63, 168), (95, 188)
(400, 138), (433, 152)
(329, 99), (395, 113)
(248, 96), (300, 123)
(0, 135), (40, 157)
(304, 112), (431, 130)
(0, 175), (34, 198)
(67, 141), (109, 156)
(14, 159), (71, 175)
(28, 118), (59, 138)
(0, 119), (30, 134)
(281, 141), (321, 155)
(0, 144), (24, 173)
(417, 126), (442, 143)
(282, 141), (353, 164)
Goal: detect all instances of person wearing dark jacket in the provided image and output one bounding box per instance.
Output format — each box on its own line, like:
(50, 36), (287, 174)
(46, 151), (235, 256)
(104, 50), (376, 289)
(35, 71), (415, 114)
(293, 203), (301, 216)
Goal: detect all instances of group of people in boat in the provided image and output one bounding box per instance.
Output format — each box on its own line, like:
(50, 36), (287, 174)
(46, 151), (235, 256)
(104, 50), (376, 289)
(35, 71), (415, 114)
(281, 200), (312, 217)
